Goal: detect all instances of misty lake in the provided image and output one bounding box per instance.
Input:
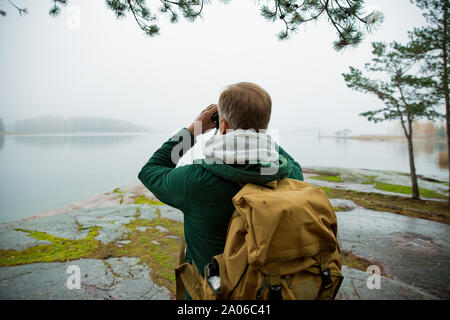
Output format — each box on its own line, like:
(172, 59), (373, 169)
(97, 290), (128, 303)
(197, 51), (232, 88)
(0, 132), (447, 223)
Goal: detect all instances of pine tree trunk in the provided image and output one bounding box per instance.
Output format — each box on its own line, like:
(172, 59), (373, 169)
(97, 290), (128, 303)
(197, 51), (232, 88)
(442, 0), (450, 203)
(446, 86), (450, 203)
(407, 119), (420, 200)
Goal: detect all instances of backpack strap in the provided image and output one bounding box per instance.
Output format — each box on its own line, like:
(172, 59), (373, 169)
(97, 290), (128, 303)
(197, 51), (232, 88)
(175, 241), (207, 300)
(268, 266), (282, 300)
(175, 261), (204, 300)
(175, 240), (187, 300)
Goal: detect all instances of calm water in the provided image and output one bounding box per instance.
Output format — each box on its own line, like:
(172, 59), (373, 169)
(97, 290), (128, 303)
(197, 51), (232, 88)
(0, 132), (447, 223)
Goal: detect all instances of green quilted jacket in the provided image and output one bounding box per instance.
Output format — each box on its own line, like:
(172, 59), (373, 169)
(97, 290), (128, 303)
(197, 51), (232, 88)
(138, 128), (304, 279)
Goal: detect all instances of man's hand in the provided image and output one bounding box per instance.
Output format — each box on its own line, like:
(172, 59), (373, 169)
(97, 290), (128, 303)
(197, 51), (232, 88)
(187, 104), (218, 137)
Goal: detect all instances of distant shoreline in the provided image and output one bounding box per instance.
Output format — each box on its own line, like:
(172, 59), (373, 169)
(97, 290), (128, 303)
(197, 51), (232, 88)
(0, 131), (156, 136)
(319, 135), (447, 143)
(0, 132), (31, 136)
(2, 132), (447, 142)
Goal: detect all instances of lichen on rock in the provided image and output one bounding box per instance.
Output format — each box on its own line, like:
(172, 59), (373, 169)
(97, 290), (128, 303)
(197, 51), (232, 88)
(0, 204), (185, 298)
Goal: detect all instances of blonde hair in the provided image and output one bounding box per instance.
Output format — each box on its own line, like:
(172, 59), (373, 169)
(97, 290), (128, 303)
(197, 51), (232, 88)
(218, 82), (272, 130)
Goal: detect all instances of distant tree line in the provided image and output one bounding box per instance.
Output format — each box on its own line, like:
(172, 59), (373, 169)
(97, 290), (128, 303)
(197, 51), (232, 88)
(335, 129), (352, 138)
(393, 120), (446, 138)
(411, 120), (447, 139)
(13, 116), (150, 133)
(0, 117), (4, 132)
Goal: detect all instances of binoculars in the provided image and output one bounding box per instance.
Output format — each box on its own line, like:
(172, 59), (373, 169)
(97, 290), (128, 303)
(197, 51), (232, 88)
(211, 112), (219, 129)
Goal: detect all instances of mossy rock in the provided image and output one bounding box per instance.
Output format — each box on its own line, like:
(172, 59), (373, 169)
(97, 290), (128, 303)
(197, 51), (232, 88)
(333, 205), (353, 212)
(134, 195), (164, 206)
(320, 186), (450, 224)
(0, 214), (184, 297)
(311, 174), (343, 183)
(0, 226), (101, 266)
(374, 182), (447, 200)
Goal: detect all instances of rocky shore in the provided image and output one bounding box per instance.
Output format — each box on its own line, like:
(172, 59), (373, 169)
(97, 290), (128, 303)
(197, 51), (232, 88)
(0, 167), (449, 300)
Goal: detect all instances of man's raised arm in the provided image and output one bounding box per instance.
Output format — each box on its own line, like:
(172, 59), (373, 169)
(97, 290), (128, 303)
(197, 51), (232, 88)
(138, 104), (218, 208)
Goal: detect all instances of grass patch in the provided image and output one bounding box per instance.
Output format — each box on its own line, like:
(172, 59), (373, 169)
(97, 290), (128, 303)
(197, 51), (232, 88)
(333, 205), (353, 212)
(113, 188), (125, 204)
(0, 227), (101, 266)
(320, 186), (450, 224)
(134, 195), (164, 206)
(113, 188), (124, 194)
(311, 175), (343, 183)
(374, 182), (447, 200)
(112, 216), (184, 293)
(361, 175), (377, 185)
(342, 251), (391, 278)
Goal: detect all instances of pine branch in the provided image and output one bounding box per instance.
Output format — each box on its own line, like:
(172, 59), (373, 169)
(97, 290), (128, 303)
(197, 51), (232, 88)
(6, 0), (28, 16)
(0, 0), (384, 50)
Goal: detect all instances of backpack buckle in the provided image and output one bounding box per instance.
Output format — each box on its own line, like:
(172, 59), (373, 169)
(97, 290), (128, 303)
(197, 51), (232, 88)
(321, 268), (332, 290)
(268, 284), (282, 300)
(268, 267), (282, 300)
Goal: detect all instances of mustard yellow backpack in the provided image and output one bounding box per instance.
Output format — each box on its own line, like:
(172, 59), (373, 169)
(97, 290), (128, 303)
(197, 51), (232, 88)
(175, 178), (343, 300)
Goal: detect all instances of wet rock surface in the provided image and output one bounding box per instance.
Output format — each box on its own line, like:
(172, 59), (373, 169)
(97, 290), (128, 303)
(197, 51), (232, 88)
(0, 205), (160, 247)
(0, 257), (171, 300)
(0, 180), (448, 300)
(0, 228), (52, 251)
(335, 199), (450, 299)
(336, 266), (439, 300)
(304, 166), (448, 200)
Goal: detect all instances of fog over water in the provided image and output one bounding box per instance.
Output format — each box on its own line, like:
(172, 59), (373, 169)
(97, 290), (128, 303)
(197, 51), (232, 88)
(1, 0), (429, 135)
(0, 0), (446, 222)
(0, 132), (446, 222)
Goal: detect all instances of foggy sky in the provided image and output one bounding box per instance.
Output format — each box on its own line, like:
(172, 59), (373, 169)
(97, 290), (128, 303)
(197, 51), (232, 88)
(0, 0), (427, 135)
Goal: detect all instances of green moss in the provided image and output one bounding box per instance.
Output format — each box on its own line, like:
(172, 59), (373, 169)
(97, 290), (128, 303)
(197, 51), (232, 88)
(0, 226), (101, 266)
(0, 216), (184, 298)
(310, 175), (343, 183)
(134, 195), (164, 206)
(320, 186), (450, 224)
(104, 261), (121, 278)
(113, 188), (124, 194)
(342, 251), (390, 278)
(77, 224), (91, 231)
(319, 186), (332, 193)
(361, 175), (377, 185)
(374, 182), (447, 199)
(113, 188), (125, 204)
(333, 205), (352, 212)
(117, 216), (184, 292)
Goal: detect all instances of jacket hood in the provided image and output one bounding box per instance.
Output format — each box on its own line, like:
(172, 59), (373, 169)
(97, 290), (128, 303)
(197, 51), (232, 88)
(197, 129), (294, 186)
